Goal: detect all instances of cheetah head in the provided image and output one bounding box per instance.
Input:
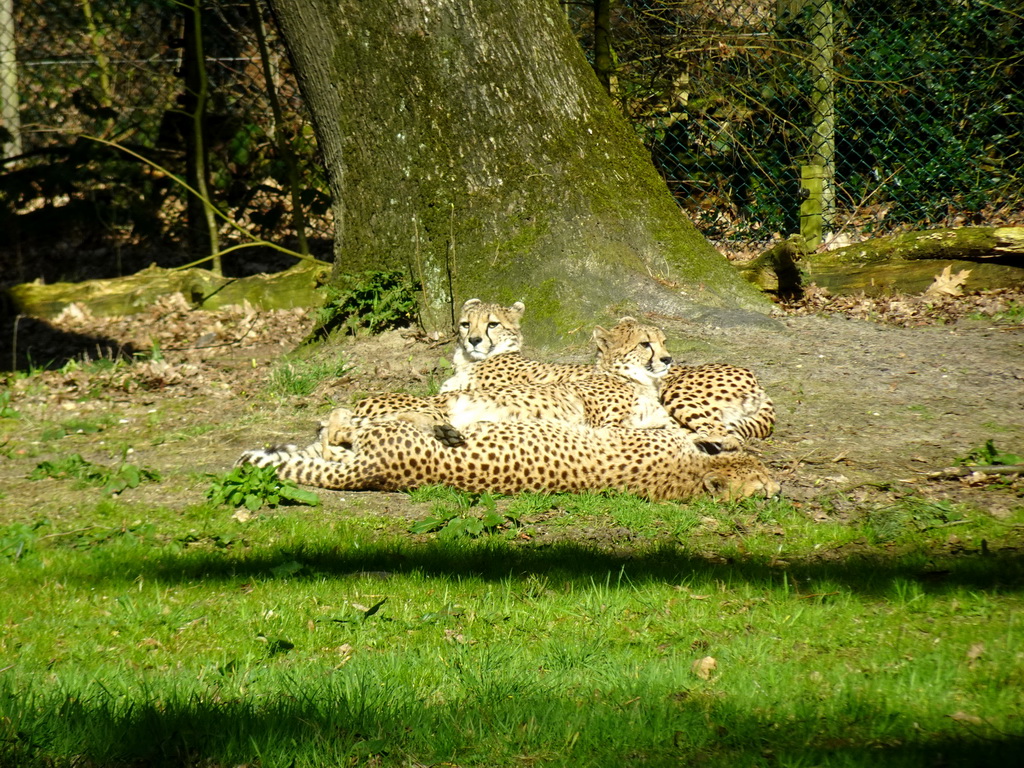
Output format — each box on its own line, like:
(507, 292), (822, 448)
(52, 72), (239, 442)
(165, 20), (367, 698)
(455, 298), (525, 362)
(593, 317), (673, 384)
(701, 456), (782, 500)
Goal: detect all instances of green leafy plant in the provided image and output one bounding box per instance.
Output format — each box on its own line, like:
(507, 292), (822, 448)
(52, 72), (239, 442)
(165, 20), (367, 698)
(0, 391), (19, 419)
(27, 453), (160, 495)
(0, 520), (48, 563)
(311, 270), (419, 339)
(956, 439), (1023, 467)
(206, 464), (320, 511)
(40, 416), (113, 441)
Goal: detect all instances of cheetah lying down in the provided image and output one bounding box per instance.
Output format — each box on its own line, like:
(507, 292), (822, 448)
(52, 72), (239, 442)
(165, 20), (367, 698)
(440, 298), (775, 445)
(237, 417), (781, 502)
(343, 316), (678, 441)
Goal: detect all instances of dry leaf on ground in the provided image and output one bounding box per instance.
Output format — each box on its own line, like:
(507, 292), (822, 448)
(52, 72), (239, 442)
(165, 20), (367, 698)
(947, 710), (984, 726)
(692, 656), (718, 680)
(925, 265), (972, 297)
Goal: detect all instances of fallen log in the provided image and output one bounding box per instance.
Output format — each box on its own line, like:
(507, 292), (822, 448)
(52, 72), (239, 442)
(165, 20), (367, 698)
(741, 227), (1024, 297)
(2, 261), (330, 320)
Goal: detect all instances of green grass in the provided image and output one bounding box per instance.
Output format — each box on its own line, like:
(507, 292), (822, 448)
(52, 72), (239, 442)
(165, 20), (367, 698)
(2, 493), (1023, 767)
(267, 355), (353, 397)
(967, 300), (1024, 324)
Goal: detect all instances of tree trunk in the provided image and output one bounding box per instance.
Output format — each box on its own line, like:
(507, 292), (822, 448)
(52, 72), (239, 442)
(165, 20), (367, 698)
(265, 0), (774, 346)
(803, 0), (836, 241)
(181, 1), (221, 270)
(593, 0), (614, 94)
(4, 262), (327, 320)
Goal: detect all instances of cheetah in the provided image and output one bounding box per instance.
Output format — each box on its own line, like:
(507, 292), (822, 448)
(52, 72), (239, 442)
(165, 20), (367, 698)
(342, 316), (678, 439)
(438, 298), (591, 393)
(237, 418), (781, 502)
(440, 300), (774, 446)
(440, 298), (531, 393)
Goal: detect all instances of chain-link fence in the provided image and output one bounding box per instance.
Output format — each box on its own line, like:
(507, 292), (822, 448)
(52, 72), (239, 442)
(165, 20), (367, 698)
(0, 0), (331, 284)
(569, 0), (1024, 244)
(2, 0), (1021, 285)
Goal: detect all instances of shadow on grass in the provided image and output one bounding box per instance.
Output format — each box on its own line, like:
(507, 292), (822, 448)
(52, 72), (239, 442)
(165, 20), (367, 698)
(51, 531), (1024, 597)
(0, 314), (140, 372)
(2, 675), (1022, 767)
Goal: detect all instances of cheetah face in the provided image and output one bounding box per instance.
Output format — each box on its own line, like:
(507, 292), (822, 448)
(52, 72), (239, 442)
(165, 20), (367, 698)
(702, 461), (782, 500)
(593, 317), (673, 383)
(456, 298), (525, 361)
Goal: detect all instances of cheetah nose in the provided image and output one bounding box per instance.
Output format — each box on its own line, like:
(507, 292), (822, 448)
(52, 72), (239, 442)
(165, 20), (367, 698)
(661, 356), (673, 366)
(468, 336), (483, 346)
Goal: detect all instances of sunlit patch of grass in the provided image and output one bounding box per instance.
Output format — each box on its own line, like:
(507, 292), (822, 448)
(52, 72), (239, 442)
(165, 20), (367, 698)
(39, 414), (118, 441)
(2, 493), (1024, 766)
(267, 355), (353, 397)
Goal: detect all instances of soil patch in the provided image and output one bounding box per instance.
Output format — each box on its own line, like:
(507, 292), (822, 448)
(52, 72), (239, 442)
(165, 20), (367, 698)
(1, 291), (1021, 533)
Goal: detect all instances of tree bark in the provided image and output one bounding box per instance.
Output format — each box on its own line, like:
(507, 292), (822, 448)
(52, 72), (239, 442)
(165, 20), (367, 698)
(181, 1), (220, 270)
(0, 0), (22, 160)
(265, 0), (775, 346)
(593, 0), (614, 94)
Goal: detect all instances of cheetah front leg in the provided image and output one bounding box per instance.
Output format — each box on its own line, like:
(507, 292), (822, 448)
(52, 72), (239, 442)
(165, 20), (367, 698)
(663, 402), (746, 455)
(322, 407), (465, 458)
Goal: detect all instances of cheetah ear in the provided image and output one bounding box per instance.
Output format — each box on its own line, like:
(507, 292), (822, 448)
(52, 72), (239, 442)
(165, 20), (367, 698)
(591, 325), (611, 351)
(509, 301), (525, 319)
(616, 316), (637, 325)
(461, 298), (483, 311)
(703, 472), (730, 498)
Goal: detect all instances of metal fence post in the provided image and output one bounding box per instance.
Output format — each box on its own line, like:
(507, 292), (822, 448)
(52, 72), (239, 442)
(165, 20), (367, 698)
(807, 0), (836, 237)
(800, 163), (824, 249)
(0, 0), (21, 160)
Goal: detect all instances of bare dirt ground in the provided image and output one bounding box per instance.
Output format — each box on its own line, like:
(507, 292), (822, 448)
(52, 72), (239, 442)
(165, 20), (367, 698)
(1, 289), (1022, 533)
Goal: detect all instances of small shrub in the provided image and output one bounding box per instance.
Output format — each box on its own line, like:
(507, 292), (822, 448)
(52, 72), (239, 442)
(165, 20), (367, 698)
(957, 439), (1023, 467)
(0, 391), (19, 419)
(267, 356), (353, 397)
(408, 491), (519, 538)
(311, 270), (419, 339)
(206, 464), (320, 511)
(0, 520), (47, 562)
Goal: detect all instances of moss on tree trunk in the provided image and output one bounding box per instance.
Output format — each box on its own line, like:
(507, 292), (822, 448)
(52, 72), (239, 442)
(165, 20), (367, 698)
(267, 0), (774, 347)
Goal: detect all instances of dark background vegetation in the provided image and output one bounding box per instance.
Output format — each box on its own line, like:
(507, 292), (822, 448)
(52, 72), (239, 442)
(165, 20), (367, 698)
(0, 0), (1021, 286)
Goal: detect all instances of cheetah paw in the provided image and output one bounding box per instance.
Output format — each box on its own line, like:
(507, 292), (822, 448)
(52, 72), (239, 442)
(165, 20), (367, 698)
(432, 423), (466, 447)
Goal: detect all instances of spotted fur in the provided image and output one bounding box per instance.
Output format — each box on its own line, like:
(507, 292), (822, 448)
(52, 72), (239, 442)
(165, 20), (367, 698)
(237, 418), (780, 502)
(661, 364), (775, 442)
(440, 301), (774, 445)
(347, 317), (676, 436)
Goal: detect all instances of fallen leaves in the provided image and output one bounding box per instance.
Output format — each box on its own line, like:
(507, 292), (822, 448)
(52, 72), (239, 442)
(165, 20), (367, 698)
(966, 642), (985, 666)
(947, 710), (984, 727)
(782, 285), (1024, 328)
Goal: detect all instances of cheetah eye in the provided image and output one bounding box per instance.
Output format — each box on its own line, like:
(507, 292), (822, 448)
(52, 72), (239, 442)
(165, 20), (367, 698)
(487, 321), (500, 329)
(640, 341), (652, 349)
(460, 322), (470, 329)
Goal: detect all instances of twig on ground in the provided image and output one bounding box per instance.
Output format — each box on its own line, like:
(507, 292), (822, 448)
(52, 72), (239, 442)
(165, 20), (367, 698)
(924, 464), (1024, 479)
